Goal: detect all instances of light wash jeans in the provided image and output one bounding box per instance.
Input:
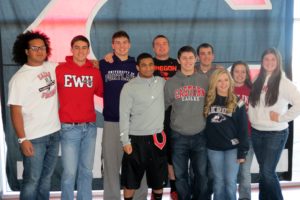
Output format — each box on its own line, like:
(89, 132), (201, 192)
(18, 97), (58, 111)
(252, 128), (289, 200)
(21, 131), (60, 200)
(238, 139), (254, 200)
(208, 148), (240, 200)
(61, 123), (97, 200)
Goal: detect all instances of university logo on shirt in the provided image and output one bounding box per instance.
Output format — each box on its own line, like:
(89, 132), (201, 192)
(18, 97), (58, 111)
(174, 85), (206, 101)
(64, 75), (93, 88)
(38, 71), (56, 99)
(105, 70), (135, 82)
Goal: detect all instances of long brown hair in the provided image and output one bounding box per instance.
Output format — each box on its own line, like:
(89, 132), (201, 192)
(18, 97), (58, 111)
(204, 69), (237, 117)
(249, 48), (283, 107)
(230, 60), (252, 89)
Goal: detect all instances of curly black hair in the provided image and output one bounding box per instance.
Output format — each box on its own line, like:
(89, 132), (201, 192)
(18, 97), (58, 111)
(12, 30), (52, 65)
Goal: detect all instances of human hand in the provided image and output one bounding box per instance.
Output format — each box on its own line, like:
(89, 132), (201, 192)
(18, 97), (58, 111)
(20, 140), (35, 157)
(104, 52), (114, 63)
(270, 111), (279, 122)
(123, 144), (132, 155)
(216, 64), (224, 69)
(237, 159), (245, 164)
(91, 60), (99, 68)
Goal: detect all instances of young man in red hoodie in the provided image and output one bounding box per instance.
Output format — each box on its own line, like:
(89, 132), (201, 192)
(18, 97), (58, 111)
(56, 35), (103, 200)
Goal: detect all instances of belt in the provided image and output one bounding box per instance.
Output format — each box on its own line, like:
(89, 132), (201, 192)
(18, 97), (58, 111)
(64, 122), (90, 125)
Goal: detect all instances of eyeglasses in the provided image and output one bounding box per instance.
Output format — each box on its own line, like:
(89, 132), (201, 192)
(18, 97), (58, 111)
(28, 46), (47, 52)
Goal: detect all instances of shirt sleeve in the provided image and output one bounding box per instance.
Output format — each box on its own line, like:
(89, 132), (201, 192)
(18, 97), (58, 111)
(278, 78), (300, 122)
(94, 70), (104, 98)
(164, 80), (172, 110)
(236, 104), (250, 159)
(119, 83), (133, 146)
(7, 75), (26, 106)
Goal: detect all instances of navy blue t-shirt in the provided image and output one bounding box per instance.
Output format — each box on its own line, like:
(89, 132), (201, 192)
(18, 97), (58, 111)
(99, 55), (137, 122)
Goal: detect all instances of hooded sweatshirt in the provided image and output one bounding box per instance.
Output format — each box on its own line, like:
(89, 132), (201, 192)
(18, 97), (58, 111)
(249, 74), (300, 131)
(164, 71), (208, 135)
(205, 95), (249, 159)
(56, 56), (103, 123)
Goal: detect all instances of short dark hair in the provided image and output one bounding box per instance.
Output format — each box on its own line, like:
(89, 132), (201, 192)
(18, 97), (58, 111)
(196, 43), (214, 55)
(71, 35), (90, 47)
(12, 31), (51, 65)
(152, 34), (169, 47)
(112, 30), (130, 43)
(177, 46), (196, 59)
(136, 52), (153, 65)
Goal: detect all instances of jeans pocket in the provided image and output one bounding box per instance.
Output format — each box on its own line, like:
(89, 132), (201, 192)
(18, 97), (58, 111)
(50, 131), (61, 142)
(89, 122), (96, 128)
(60, 124), (76, 139)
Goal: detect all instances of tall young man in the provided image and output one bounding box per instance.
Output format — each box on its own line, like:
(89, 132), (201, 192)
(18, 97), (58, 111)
(120, 53), (167, 200)
(164, 46), (209, 200)
(56, 35), (103, 200)
(8, 31), (60, 200)
(100, 31), (148, 200)
(152, 35), (178, 200)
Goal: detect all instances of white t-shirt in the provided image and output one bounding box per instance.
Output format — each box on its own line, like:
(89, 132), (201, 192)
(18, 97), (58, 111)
(7, 62), (60, 140)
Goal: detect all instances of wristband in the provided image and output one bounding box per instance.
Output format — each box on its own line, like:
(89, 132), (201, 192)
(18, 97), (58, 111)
(18, 137), (27, 144)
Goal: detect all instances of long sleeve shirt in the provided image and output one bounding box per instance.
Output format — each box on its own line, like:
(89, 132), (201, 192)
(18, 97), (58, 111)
(164, 71), (208, 135)
(56, 56), (103, 123)
(205, 95), (249, 159)
(99, 55), (137, 122)
(249, 74), (300, 131)
(119, 75), (165, 146)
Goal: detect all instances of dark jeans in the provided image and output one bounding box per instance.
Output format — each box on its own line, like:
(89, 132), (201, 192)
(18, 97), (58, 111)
(252, 128), (289, 200)
(171, 130), (208, 200)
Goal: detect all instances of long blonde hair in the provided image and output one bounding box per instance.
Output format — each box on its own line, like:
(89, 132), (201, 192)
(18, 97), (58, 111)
(204, 69), (237, 117)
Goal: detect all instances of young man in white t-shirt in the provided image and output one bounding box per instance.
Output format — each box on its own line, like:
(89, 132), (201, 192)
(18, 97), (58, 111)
(8, 31), (60, 200)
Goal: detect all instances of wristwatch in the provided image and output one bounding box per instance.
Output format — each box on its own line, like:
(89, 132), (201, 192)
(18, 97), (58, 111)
(18, 137), (27, 144)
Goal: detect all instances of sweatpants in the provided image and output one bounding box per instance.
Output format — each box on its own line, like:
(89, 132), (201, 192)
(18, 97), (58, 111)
(102, 121), (148, 200)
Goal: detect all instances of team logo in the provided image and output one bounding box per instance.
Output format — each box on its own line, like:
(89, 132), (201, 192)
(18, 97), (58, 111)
(64, 75), (94, 88)
(211, 114), (226, 123)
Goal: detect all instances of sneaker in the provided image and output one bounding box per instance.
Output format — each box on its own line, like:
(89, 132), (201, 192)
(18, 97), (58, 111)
(170, 191), (178, 200)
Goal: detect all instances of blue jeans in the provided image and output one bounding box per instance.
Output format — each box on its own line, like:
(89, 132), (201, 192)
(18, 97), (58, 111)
(171, 130), (208, 200)
(20, 131), (60, 200)
(251, 128), (289, 200)
(61, 123), (97, 200)
(207, 148), (239, 200)
(238, 138), (254, 200)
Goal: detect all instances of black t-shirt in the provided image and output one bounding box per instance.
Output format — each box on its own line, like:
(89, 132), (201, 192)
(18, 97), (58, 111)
(153, 57), (178, 80)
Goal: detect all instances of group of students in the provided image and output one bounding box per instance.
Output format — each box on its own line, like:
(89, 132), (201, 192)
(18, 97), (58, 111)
(7, 29), (300, 200)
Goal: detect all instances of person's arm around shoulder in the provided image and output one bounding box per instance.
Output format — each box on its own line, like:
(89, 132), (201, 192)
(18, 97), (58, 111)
(236, 101), (249, 163)
(10, 105), (34, 157)
(164, 79), (173, 110)
(270, 77), (300, 122)
(95, 69), (104, 98)
(103, 52), (114, 63)
(119, 83), (134, 154)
